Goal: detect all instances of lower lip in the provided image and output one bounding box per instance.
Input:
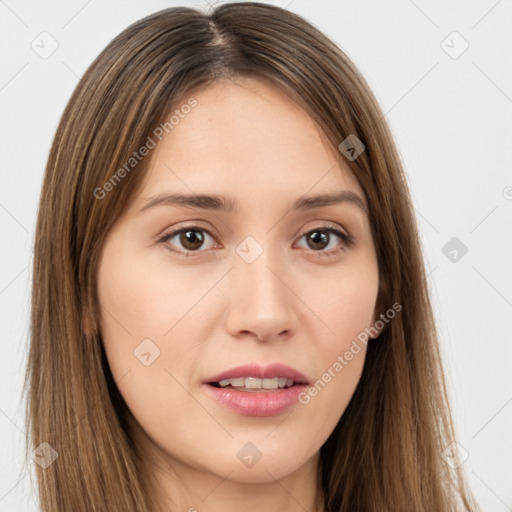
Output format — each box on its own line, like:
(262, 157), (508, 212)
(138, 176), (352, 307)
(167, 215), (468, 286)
(203, 383), (308, 417)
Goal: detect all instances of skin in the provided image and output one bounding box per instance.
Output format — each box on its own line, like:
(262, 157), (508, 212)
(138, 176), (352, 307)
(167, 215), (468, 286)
(96, 76), (380, 512)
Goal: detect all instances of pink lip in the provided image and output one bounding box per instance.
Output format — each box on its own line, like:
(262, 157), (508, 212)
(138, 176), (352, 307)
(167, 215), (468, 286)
(203, 383), (308, 417)
(202, 363), (309, 417)
(204, 363), (309, 385)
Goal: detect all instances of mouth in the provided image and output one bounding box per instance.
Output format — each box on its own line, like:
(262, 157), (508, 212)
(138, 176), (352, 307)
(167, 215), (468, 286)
(202, 363), (310, 416)
(207, 376), (302, 392)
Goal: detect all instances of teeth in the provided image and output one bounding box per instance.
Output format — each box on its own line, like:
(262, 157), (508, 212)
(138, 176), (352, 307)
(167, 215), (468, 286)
(217, 377), (295, 389)
(262, 378), (278, 389)
(246, 377), (262, 389)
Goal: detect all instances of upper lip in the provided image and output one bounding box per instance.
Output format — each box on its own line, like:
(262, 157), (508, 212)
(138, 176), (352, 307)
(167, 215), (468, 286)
(204, 363), (309, 385)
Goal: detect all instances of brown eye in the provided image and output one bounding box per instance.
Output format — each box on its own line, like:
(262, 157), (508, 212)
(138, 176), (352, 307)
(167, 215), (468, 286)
(306, 230), (330, 250)
(296, 226), (354, 256)
(178, 229), (205, 251)
(159, 227), (217, 256)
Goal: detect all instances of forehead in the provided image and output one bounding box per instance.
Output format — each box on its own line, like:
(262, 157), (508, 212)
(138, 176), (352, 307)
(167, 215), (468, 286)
(133, 76), (365, 210)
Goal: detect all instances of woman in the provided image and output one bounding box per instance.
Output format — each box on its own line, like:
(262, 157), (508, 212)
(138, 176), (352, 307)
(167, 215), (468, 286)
(26, 2), (479, 511)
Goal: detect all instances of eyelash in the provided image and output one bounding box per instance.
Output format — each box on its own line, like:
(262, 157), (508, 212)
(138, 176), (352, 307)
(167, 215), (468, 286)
(157, 224), (354, 259)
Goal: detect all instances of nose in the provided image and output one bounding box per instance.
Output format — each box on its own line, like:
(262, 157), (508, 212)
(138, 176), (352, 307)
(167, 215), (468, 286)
(223, 244), (298, 343)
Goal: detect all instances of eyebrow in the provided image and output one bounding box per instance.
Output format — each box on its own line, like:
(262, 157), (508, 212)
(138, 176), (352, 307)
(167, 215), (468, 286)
(140, 190), (367, 214)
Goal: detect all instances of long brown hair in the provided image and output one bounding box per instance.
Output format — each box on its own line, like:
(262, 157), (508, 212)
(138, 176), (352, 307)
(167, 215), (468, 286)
(26, 3), (479, 511)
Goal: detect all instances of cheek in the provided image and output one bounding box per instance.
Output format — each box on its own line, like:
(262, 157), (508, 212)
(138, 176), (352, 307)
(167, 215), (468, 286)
(95, 241), (218, 431)
(96, 241), (217, 361)
(97, 255), (182, 338)
(308, 255), (379, 352)
(296, 322), (370, 450)
(295, 259), (378, 428)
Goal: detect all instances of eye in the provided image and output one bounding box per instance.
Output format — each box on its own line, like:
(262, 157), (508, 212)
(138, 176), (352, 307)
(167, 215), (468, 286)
(158, 224), (354, 258)
(158, 226), (218, 257)
(295, 226), (354, 257)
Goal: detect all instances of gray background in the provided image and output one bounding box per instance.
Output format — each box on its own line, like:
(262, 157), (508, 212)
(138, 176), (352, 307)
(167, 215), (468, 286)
(1, 0), (511, 510)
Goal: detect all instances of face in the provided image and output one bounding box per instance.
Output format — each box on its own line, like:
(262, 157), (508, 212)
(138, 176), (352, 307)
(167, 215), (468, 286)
(96, 76), (380, 491)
